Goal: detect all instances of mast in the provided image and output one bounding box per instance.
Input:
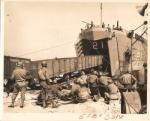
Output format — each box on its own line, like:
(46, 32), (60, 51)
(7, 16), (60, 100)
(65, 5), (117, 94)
(100, 3), (102, 27)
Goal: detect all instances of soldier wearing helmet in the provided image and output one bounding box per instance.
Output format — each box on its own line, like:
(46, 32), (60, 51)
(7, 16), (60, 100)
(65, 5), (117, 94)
(71, 78), (90, 103)
(119, 70), (137, 91)
(41, 61), (47, 67)
(77, 71), (87, 86)
(8, 61), (28, 108)
(86, 69), (101, 101)
(98, 72), (111, 97)
(104, 79), (120, 104)
(38, 61), (50, 108)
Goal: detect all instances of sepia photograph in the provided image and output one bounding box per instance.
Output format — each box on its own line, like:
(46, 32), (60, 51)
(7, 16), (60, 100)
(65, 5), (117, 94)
(2, 1), (149, 121)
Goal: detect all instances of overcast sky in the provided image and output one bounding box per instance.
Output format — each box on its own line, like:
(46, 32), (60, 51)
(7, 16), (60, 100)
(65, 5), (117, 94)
(4, 2), (146, 60)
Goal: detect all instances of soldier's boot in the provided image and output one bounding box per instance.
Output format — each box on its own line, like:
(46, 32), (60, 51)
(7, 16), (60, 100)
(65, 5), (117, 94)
(42, 100), (47, 108)
(8, 101), (15, 108)
(20, 90), (26, 108)
(51, 100), (58, 108)
(6, 90), (10, 97)
(104, 96), (110, 104)
(97, 90), (102, 99)
(8, 98), (16, 108)
(105, 99), (110, 104)
(20, 100), (24, 108)
(93, 95), (99, 102)
(8, 93), (17, 108)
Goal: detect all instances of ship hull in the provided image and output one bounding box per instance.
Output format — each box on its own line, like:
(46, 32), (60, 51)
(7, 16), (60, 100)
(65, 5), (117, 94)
(75, 27), (147, 78)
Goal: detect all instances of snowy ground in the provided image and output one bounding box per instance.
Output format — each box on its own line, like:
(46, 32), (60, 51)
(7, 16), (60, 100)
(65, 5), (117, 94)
(3, 90), (121, 114)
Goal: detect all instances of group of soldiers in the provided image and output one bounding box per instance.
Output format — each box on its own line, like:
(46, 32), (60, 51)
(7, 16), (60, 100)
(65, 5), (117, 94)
(7, 61), (139, 109)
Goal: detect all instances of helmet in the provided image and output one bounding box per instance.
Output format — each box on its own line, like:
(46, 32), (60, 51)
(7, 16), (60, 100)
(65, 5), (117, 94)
(74, 78), (79, 84)
(91, 68), (95, 73)
(78, 78), (87, 86)
(16, 61), (23, 68)
(80, 71), (85, 75)
(92, 71), (98, 75)
(41, 61), (47, 67)
(107, 78), (113, 84)
(98, 65), (103, 70)
(53, 79), (57, 84)
(99, 71), (104, 75)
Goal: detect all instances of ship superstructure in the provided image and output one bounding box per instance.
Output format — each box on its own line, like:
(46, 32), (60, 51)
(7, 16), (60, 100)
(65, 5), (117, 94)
(75, 22), (147, 77)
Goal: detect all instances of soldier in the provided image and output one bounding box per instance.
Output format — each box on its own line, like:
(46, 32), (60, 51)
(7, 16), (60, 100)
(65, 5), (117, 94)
(98, 72), (111, 97)
(86, 70), (100, 101)
(119, 71), (138, 114)
(38, 61), (50, 108)
(46, 79), (62, 108)
(102, 22), (105, 28)
(112, 25), (115, 29)
(70, 79), (81, 103)
(98, 72), (110, 86)
(119, 71), (137, 91)
(107, 24), (111, 32)
(104, 79), (120, 104)
(124, 48), (131, 63)
(71, 78), (89, 103)
(90, 21), (95, 28)
(77, 71), (87, 86)
(86, 23), (90, 29)
(8, 61), (28, 108)
(78, 78), (90, 103)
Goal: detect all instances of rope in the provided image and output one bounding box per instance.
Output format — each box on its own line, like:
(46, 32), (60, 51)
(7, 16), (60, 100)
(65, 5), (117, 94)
(122, 91), (139, 113)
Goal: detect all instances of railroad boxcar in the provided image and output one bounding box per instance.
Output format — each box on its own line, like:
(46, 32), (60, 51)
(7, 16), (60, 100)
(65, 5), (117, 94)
(30, 55), (103, 79)
(4, 56), (31, 79)
(4, 56), (32, 91)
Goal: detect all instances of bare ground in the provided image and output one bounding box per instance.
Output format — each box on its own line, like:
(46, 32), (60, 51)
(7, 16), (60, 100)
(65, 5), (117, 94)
(3, 90), (121, 113)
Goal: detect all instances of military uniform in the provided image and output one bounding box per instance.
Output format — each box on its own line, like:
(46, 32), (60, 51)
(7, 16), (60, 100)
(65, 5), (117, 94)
(78, 86), (90, 102)
(71, 83), (80, 97)
(71, 71), (89, 102)
(9, 62), (27, 108)
(71, 82), (89, 103)
(38, 65), (50, 108)
(119, 73), (138, 113)
(49, 83), (62, 108)
(77, 75), (87, 86)
(98, 75), (112, 97)
(99, 75), (111, 86)
(119, 73), (137, 90)
(104, 81), (119, 104)
(60, 89), (71, 98)
(87, 73), (100, 101)
(48, 84), (62, 98)
(37, 83), (62, 108)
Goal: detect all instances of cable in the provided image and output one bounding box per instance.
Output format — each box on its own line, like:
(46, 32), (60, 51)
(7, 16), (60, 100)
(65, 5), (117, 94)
(134, 21), (147, 31)
(122, 91), (139, 113)
(17, 41), (73, 57)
